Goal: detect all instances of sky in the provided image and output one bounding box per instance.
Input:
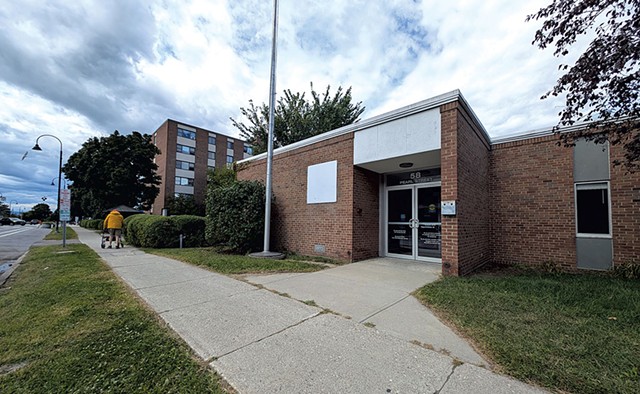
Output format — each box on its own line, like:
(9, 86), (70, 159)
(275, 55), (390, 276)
(0, 0), (575, 214)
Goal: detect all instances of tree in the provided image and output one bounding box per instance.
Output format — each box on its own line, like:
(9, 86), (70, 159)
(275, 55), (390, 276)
(231, 83), (365, 154)
(23, 203), (52, 221)
(62, 131), (161, 217)
(205, 174), (265, 252)
(0, 202), (8, 217)
(164, 195), (205, 216)
(528, 0), (640, 170)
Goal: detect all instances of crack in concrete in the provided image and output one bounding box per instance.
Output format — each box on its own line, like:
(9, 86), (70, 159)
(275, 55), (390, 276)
(205, 311), (323, 362)
(434, 362), (460, 394)
(358, 294), (410, 323)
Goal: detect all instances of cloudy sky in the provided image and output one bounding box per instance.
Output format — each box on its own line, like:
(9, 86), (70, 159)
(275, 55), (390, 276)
(0, 0), (573, 214)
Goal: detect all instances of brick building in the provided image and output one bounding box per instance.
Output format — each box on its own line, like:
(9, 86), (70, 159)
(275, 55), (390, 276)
(151, 119), (252, 215)
(238, 90), (639, 276)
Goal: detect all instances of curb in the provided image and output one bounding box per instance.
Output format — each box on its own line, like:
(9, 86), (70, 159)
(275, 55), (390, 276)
(0, 251), (28, 288)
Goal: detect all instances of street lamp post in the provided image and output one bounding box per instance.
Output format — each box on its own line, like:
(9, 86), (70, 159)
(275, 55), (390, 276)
(32, 134), (63, 233)
(51, 177), (67, 188)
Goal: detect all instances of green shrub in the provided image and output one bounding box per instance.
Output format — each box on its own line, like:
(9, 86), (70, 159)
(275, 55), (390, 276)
(79, 219), (102, 230)
(123, 214), (207, 248)
(612, 261), (640, 280)
(205, 180), (265, 253)
(171, 215), (207, 247)
(142, 216), (179, 248)
(123, 214), (145, 246)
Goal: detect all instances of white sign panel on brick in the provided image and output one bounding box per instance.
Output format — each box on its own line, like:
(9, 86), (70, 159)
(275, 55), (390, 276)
(307, 160), (337, 204)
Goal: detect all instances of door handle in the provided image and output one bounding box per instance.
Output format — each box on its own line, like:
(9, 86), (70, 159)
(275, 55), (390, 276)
(409, 218), (419, 228)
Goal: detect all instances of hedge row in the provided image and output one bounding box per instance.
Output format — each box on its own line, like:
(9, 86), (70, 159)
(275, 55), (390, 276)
(123, 214), (206, 248)
(205, 180), (265, 253)
(79, 219), (103, 230)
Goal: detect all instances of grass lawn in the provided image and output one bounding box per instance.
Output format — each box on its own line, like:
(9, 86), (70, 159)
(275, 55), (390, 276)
(145, 247), (327, 275)
(0, 244), (227, 393)
(43, 226), (78, 240)
(415, 267), (640, 394)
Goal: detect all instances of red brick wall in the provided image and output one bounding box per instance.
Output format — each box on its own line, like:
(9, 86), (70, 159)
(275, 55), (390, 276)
(440, 103), (459, 275)
(610, 141), (640, 266)
(238, 133), (357, 261)
(440, 102), (491, 276)
(151, 120), (177, 215)
(193, 127), (208, 203)
(490, 134), (640, 269)
(232, 140), (245, 162)
(490, 135), (576, 268)
(352, 166), (380, 260)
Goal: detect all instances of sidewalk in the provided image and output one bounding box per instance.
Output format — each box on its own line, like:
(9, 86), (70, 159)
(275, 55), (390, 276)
(75, 226), (546, 393)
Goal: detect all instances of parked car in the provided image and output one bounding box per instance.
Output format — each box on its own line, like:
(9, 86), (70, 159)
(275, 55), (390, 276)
(30, 219), (40, 225)
(9, 218), (26, 226)
(0, 217), (12, 225)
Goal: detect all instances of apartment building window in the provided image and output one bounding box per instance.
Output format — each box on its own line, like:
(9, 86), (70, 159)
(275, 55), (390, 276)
(226, 155), (234, 164)
(208, 135), (216, 145)
(175, 176), (194, 186)
(176, 144), (196, 155)
(575, 182), (611, 236)
(176, 160), (195, 171)
(178, 128), (196, 140)
(227, 140), (234, 150)
(208, 165), (215, 171)
(243, 145), (253, 155)
(208, 151), (216, 160)
(175, 192), (193, 198)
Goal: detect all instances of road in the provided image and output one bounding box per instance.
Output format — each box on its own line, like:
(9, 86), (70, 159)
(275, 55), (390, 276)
(0, 225), (51, 276)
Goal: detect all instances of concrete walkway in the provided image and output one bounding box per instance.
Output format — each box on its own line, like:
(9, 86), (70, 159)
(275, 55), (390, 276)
(243, 258), (485, 365)
(75, 226), (546, 393)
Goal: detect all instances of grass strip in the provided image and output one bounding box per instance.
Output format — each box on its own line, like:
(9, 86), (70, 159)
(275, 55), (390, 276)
(0, 244), (226, 393)
(415, 269), (640, 394)
(145, 247), (326, 275)
(43, 226), (78, 240)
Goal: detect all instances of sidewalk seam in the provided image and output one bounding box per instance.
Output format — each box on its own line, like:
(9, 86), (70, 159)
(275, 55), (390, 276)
(155, 287), (263, 314)
(206, 310), (323, 362)
(358, 294), (410, 323)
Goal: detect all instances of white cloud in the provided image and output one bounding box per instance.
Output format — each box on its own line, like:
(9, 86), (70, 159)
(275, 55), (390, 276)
(0, 0), (584, 209)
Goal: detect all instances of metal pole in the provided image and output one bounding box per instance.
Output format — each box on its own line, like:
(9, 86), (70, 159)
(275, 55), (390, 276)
(32, 134), (63, 236)
(262, 0), (279, 253)
(57, 146), (62, 234)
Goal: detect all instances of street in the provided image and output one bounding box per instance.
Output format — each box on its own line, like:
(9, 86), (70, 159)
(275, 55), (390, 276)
(0, 225), (50, 273)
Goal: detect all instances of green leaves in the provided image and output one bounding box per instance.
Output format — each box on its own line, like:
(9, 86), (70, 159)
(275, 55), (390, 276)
(528, 0), (640, 170)
(62, 131), (161, 217)
(205, 178), (265, 253)
(231, 82), (365, 154)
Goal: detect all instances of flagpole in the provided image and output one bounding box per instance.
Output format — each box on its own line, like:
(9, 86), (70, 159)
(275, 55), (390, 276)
(253, 0), (283, 259)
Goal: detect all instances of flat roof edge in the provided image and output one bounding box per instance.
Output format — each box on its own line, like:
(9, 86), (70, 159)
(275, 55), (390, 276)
(239, 89), (469, 164)
(162, 118), (247, 142)
(490, 121), (602, 145)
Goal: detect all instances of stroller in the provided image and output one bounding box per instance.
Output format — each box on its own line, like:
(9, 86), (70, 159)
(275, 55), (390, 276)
(100, 229), (123, 249)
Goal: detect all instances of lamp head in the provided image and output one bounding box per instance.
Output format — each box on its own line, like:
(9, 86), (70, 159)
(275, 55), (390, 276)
(32, 143), (42, 151)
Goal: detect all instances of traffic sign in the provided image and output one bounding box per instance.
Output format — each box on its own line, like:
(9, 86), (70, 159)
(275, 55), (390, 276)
(60, 189), (71, 222)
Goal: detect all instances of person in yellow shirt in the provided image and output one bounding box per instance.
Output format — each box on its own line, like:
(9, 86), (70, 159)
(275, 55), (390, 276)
(103, 209), (124, 248)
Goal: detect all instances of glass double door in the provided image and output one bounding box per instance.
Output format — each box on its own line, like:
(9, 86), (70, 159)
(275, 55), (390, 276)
(386, 185), (441, 261)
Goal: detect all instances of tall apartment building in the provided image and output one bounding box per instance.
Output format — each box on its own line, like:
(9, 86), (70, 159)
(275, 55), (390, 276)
(151, 119), (252, 215)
